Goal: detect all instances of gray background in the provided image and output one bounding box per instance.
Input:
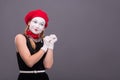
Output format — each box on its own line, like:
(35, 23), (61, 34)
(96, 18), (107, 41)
(0, 0), (120, 80)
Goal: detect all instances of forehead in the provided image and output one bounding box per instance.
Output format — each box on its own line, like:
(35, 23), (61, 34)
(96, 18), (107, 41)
(31, 17), (45, 23)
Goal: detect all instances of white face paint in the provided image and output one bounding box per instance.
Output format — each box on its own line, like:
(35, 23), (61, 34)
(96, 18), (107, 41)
(29, 17), (46, 34)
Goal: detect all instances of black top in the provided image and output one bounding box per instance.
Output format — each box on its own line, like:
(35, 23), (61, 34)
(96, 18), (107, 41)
(16, 35), (46, 71)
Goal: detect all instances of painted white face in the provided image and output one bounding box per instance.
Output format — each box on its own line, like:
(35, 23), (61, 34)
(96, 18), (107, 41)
(29, 17), (46, 34)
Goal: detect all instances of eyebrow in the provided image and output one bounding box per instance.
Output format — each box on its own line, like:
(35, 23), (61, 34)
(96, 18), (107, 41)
(33, 19), (45, 23)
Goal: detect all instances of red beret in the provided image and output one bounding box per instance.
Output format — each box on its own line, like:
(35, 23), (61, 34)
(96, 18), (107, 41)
(25, 9), (49, 28)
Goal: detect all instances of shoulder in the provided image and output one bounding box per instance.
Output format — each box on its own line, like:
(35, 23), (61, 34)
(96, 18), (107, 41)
(15, 34), (26, 40)
(14, 34), (26, 43)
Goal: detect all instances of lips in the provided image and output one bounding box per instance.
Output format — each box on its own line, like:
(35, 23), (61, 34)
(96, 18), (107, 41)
(35, 29), (38, 31)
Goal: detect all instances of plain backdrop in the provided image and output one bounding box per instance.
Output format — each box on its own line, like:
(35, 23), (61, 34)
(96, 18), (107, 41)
(0, 0), (120, 80)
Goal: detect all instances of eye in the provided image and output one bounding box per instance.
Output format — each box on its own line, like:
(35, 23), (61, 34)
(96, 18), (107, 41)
(39, 23), (44, 26)
(33, 20), (37, 23)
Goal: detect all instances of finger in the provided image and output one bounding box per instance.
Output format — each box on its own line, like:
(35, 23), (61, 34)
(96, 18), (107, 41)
(44, 36), (51, 42)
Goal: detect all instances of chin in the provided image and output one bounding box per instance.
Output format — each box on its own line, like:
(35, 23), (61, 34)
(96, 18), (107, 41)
(33, 32), (39, 34)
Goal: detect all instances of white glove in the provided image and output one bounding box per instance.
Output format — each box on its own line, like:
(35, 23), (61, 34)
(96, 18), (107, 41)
(41, 36), (51, 52)
(48, 34), (58, 50)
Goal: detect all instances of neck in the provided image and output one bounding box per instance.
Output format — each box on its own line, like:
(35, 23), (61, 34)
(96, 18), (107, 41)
(26, 29), (40, 39)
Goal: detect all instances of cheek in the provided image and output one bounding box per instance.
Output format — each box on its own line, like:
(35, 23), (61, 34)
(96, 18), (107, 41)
(39, 26), (45, 29)
(29, 25), (33, 29)
(29, 23), (35, 28)
(29, 25), (35, 31)
(30, 22), (36, 26)
(39, 27), (43, 30)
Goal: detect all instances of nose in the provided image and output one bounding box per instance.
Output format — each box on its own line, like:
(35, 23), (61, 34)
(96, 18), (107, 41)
(35, 24), (40, 28)
(36, 23), (40, 27)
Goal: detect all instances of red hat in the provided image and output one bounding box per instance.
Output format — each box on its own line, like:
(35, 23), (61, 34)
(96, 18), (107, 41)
(25, 9), (49, 28)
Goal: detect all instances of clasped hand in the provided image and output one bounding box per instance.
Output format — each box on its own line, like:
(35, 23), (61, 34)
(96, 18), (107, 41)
(41, 34), (58, 52)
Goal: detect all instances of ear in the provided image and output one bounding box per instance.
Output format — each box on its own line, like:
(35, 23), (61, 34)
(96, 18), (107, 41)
(26, 22), (30, 30)
(27, 22), (31, 29)
(28, 21), (30, 25)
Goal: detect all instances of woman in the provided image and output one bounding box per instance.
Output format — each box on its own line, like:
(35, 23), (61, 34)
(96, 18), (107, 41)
(14, 9), (57, 80)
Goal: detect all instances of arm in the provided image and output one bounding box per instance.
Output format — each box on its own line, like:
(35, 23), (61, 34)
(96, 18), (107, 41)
(43, 34), (58, 69)
(15, 34), (46, 68)
(43, 49), (54, 69)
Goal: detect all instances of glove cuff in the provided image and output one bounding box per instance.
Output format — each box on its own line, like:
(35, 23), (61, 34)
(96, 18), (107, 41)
(48, 44), (54, 50)
(41, 45), (47, 52)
